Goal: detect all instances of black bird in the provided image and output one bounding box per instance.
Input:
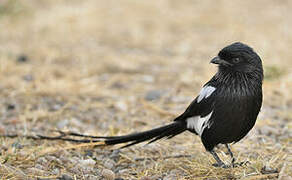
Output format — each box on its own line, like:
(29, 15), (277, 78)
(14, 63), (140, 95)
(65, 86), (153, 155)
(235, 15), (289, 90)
(96, 42), (263, 168)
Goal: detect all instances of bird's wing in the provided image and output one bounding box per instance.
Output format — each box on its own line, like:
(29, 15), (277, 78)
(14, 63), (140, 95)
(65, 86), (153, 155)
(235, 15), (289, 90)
(174, 84), (217, 135)
(175, 84), (216, 121)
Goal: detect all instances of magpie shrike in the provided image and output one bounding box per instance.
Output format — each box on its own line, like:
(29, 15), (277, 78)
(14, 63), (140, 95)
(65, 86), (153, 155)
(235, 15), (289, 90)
(96, 42), (263, 168)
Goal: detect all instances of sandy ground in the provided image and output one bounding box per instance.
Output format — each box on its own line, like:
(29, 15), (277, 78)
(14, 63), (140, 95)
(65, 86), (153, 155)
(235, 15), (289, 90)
(0, 0), (291, 179)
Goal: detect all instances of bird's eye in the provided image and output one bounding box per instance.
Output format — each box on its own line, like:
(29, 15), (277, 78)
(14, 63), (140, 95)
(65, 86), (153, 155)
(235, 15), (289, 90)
(232, 57), (240, 63)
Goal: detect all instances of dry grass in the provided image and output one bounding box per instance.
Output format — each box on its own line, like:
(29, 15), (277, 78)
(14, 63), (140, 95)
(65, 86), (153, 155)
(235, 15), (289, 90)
(0, 0), (291, 179)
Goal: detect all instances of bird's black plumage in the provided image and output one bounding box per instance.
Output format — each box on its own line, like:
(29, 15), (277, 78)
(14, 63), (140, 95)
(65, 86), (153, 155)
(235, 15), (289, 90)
(97, 42), (263, 168)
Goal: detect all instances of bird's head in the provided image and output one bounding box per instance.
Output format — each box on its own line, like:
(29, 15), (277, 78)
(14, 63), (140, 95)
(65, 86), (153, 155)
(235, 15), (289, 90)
(211, 42), (263, 75)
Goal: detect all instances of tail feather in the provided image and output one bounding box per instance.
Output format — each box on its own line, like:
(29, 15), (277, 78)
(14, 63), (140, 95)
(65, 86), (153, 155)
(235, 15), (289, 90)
(147, 123), (186, 144)
(101, 121), (186, 148)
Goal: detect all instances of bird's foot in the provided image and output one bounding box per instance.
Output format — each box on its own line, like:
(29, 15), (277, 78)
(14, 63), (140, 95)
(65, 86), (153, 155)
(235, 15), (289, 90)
(212, 163), (230, 169)
(213, 161), (250, 168)
(231, 160), (250, 168)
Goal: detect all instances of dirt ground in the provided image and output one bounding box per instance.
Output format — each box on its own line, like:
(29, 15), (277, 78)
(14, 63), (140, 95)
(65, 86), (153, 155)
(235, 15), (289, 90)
(0, 0), (291, 179)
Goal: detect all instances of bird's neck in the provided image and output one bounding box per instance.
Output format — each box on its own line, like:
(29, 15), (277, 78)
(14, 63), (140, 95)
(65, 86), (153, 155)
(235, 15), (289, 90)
(215, 68), (263, 87)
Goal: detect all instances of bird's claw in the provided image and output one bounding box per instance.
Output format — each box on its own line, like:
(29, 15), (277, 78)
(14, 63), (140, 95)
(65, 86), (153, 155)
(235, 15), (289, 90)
(213, 161), (250, 168)
(232, 160), (250, 168)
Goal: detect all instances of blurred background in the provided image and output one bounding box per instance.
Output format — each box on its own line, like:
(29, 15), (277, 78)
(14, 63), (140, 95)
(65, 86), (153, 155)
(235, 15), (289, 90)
(0, 0), (291, 179)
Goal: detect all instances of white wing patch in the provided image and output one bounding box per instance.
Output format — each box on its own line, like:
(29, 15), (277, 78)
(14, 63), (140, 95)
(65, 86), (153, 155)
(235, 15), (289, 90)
(186, 111), (213, 136)
(197, 86), (216, 103)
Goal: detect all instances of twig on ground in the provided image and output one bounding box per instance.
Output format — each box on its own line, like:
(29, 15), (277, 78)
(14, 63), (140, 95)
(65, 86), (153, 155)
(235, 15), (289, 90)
(38, 141), (106, 155)
(246, 173), (279, 180)
(134, 154), (193, 161)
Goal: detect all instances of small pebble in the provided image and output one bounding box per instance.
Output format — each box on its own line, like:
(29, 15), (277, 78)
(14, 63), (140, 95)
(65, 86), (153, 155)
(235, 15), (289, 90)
(115, 101), (128, 111)
(35, 164), (44, 170)
(70, 117), (83, 127)
(52, 168), (60, 175)
(27, 167), (45, 175)
(58, 174), (73, 180)
(140, 177), (152, 180)
(150, 175), (161, 180)
(36, 157), (48, 166)
(163, 170), (180, 180)
(79, 158), (96, 167)
(59, 156), (70, 163)
(84, 150), (94, 157)
(12, 142), (23, 149)
(142, 75), (154, 83)
(261, 165), (278, 174)
(57, 119), (69, 129)
(110, 82), (125, 89)
(68, 157), (79, 165)
(6, 104), (15, 110)
(117, 169), (129, 175)
(22, 74), (34, 81)
(104, 159), (115, 169)
(84, 175), (99, 180)
(70, 166), (81, 174)
(46, 155), (62, 164)
(169, 169), (181, 175)
(109, 149), (120, 160)
(101, 169), (115, 180)
(163, 175), (177, 180)
(145, 90), (163, 101)
(49, 104), (63, 111)
(17, 54), (29, 63)
(80, 166), (94, 174)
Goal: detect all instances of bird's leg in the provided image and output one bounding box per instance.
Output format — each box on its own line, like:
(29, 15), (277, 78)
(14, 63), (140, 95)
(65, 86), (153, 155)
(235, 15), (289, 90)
(225, 144), (236, 167)
(210, 150), (229, 168)
(225, 144), (250, 167)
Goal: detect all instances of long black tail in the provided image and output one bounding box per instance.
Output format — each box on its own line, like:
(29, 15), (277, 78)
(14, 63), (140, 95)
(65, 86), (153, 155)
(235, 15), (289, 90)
(98, 121), (186, 148)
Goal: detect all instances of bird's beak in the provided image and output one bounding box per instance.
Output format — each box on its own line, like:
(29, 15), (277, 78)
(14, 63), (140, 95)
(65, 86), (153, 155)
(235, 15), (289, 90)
(210, 56), (232, 66)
